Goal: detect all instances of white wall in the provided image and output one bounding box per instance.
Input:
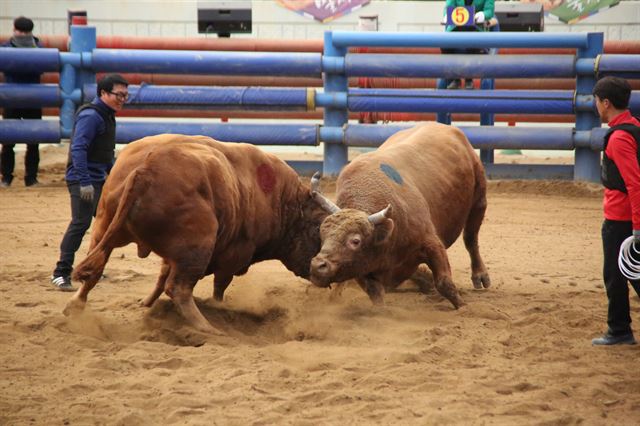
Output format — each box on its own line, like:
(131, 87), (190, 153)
(1, 0), (639, 40)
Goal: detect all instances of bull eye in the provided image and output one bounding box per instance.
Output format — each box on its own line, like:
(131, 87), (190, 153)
(348, 236), (361, 250)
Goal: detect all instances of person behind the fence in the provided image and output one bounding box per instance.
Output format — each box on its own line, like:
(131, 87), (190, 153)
(592, 76), (640, 346)
(50, 74), (129, 291)
(1, 16), (43, 188)
(440, 0), (495, 90)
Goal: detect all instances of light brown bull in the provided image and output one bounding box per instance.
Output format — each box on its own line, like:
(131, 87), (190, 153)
(309, 123), (490, 307)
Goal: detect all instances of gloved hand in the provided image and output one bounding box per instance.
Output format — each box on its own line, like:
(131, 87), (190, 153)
(474, 11), (485, 24)
(79, 184), (95, 203)
(633, 229), (640, 244)
(441, 15), (447, 25)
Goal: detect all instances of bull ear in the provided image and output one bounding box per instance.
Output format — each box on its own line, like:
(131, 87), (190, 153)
(373, 218), (394, 246)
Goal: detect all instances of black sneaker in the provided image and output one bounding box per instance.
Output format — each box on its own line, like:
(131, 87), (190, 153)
(25, 179), (40, 187)
(0, 181), (10, 188)
(51, 276), (75, 292)
(592, 332), (636, 346)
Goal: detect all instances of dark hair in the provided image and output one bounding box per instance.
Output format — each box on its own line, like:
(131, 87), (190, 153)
(14, 16), (34, 33)
(592, 76), (631, 110)
(97, 74), (129, 97)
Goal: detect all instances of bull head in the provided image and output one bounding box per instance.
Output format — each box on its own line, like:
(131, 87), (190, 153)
(310, 202), (395, 287)
(310, 172), (340, 214)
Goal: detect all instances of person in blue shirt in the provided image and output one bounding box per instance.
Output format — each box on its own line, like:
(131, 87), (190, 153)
(51, 74), (129, 291)
(1, 16), (43, 187)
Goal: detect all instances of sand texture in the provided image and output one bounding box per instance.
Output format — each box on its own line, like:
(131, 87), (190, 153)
(1, 146), (639, 425)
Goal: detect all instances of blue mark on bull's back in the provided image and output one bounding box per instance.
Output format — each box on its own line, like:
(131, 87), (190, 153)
(380, 163), (403, 185)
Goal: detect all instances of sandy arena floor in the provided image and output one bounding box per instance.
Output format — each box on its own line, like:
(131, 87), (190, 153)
(1, 146), (639, 425)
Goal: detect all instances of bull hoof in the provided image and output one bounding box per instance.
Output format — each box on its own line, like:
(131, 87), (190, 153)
(63, 298), (86, 316)
(139, 297), (155, 308)
(410, 265), (435, 294)
(472, 272), (491, 289)
(193, 322), (225, 336)
(435, 277), (463, 309)
(451, 295), (466, 309)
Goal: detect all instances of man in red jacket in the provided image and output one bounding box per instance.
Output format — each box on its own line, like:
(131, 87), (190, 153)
(592, 76), (640, 345)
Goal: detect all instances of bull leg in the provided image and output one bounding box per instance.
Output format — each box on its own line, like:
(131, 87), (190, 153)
(140, 261), (170, 307)
(66, 242), (115, 315)
(165, 269), (223, 335)
(422, 237), (465, 309)
(63, 275), (100, 316)
(409, 264), (435, 294)
(173, 282), (222, 335)
(357, 275), (386, 305)
(213, 275), (233, 302)
(464, 196), (491, 289)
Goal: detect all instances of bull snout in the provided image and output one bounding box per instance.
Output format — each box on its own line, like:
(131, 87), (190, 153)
(311, 256), (331, 274)
(310, 255), (335, 287)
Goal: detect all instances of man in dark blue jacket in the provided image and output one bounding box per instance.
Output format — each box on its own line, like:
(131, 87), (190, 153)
(1, 16), (43, 187)
(51, 74), (129, 291)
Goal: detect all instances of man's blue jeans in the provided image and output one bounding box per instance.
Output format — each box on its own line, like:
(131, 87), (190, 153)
(53, 181), (103, 278)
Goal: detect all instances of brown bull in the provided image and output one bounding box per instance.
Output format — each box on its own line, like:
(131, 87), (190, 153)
(68, 134), (328, 333)
(309, 122), (490, 307)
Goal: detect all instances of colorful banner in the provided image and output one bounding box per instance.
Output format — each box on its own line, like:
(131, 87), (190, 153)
(548, 0), (620, 24)
(277, 0), (372, 23)
(520, 0), (621, 24)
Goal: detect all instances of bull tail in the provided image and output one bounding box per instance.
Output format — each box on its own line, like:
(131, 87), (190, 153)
(72, 165), (151, 284)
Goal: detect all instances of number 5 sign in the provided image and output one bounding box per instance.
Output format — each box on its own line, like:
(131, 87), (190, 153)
(446, 6), (476, 27)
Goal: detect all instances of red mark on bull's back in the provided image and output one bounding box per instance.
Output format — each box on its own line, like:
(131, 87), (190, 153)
(257, 163), (276, 194)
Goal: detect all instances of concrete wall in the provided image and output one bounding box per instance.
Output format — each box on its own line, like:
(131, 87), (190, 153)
(1, 0), (639, 41)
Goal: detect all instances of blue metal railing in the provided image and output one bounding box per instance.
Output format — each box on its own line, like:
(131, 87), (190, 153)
(1, 27), (639, 181)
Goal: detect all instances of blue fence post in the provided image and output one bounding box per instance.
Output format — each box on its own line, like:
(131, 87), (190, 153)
(59, 62), (76, 138)
(71, 26), (96, 95)
(479, 39), (498, 165)
(61, 26), (96, 138)
(322, 31), (348, 176)
(435, 78), (451, 125)
(574, 32), (603, 182)
(479, 74), (496, 164)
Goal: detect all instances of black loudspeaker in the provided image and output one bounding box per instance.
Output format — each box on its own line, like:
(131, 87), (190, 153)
(494, 3), (544, 32)
(197, 1), (252, 37)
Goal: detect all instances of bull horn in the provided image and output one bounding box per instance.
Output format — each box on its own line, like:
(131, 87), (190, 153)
(312, 191), (341, 214)
(310, 172), (340, 214)
(311, 171), (321, 193)
(368, 204), (392, 225)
